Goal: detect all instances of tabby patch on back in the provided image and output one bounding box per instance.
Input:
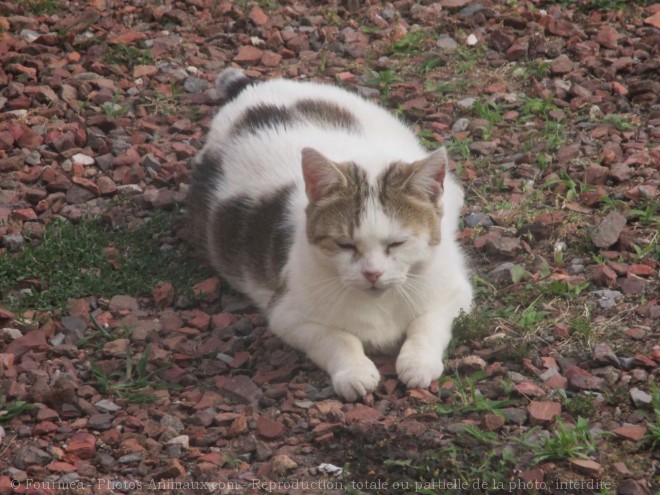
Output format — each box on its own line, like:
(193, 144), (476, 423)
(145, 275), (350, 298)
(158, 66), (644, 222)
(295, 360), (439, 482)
(189, 68), (473, 401)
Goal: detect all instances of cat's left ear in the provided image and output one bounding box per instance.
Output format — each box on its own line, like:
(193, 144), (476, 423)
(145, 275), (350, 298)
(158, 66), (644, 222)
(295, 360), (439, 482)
(301, 148), (347, 202)
(408, 147), (447, 203)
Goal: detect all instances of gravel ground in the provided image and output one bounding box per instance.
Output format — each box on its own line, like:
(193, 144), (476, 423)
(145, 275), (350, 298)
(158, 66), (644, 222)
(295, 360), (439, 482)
(0, 0), (658, 494)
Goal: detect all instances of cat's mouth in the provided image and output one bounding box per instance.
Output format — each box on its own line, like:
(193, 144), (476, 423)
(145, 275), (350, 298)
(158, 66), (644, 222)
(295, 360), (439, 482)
(366, 285), (389, 296)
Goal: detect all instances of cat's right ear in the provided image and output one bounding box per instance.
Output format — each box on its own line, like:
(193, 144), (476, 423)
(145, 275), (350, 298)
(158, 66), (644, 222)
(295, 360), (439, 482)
(301, 148), (346, 202)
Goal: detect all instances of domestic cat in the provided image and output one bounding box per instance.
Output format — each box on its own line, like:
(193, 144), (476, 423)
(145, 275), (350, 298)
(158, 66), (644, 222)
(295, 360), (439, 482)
(188, 68), (473, 401)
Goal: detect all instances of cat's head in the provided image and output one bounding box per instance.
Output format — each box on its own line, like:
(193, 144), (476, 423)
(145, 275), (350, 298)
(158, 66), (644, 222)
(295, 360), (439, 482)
(302, 147), (446, 292)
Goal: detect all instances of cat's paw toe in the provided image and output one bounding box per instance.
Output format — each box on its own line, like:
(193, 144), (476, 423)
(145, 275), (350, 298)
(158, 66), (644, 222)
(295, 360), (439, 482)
(332, 361), (380, 401)
(396, 351), (444, 389)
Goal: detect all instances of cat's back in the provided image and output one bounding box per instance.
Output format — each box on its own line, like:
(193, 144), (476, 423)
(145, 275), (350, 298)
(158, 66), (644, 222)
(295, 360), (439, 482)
(199, 70), (424, 198)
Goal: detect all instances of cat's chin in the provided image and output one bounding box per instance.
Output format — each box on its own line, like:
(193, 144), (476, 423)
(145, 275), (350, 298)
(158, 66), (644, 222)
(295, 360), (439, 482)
(363, 286), (390, 297)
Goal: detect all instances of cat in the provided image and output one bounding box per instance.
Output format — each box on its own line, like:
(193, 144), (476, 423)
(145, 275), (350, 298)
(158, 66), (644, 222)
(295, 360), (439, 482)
(188, 68), (473, 401)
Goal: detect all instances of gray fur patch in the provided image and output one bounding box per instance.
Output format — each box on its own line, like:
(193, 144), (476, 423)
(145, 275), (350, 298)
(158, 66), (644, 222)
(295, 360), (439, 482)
(231, 99), (360, 138)
(187, 150), (224, 248)
(210, 185), (295, 293)
(294, 99), (360, 131)
(232, 104), (293, 136)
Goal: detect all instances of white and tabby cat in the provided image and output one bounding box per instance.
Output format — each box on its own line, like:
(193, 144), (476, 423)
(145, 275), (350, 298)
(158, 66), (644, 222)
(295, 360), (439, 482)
(188, 68), (473, 401)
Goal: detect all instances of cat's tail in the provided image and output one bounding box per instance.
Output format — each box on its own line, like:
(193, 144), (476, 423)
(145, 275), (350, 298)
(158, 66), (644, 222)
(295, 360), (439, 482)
(215, 67), (253, 102)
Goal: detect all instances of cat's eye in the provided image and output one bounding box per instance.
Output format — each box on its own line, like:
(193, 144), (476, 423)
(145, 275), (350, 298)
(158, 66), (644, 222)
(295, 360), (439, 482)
(388, 241), (406, 248)
(335, 241), (357, 251)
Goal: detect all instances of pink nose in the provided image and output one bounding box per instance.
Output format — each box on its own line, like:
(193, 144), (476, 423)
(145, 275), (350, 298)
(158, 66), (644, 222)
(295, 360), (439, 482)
(362, 270), (383, 285)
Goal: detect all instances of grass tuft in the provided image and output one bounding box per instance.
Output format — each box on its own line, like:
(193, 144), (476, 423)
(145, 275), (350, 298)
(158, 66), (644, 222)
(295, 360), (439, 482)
(0, 211), (215, 312)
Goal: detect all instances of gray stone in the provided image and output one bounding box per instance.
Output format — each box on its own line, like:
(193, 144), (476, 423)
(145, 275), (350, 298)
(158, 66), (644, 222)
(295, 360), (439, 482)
(457, 97), (476, 109)
(591, 211), (626, 248)
(2, 234), (25, 250)
(160, 414), (185, 434)
(451, 117), (470, 132)
(165, 443), (182, 457)
(470, 141), (497, 155)
(61, 315), (87, 333)
(539, 367), (560, 381)
(88, 413), (113, 430)
(25, 150), (41, 165)
(111, 139), (131, 156)
(464, 212), (493, 228)
(594, 289), (623, 309)
(66, 185), (96, 204)
(629, 387), (652, 409)
(216, 353), (234, 364)
(355, 86), (381, 99)
(221, 375), (262, 403)
(0, 328), (22, 340)
(95, 399), (121, 413)
(505, 371), (527, 384)
(593, 343), (619, 367)
(183, 77), (208, 94)
(11, 445), (52, 470)
(436, 34), (458, 51)
(117, 453), (143, 464)
(488, 262), (516, 285)
(142, 153), (161, 171)
(20, 29), (42, 43)
(486, 236), (521, 258)
(500, 407), (528, 425)
(96, 453), (116, 469)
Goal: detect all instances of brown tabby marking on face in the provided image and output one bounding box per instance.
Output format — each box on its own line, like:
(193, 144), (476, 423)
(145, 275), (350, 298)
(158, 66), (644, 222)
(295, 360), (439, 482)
(211, 185), (295, 291)
(294, 99), (361, 132)
(187, 150), (225, 249)
(377, 162), (442, 245)
(305, 163), (369, 252)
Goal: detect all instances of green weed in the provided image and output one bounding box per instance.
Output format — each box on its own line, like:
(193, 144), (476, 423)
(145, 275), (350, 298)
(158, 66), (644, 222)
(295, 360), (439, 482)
(437, 372), (516, 416)
(452, 308), (493, 347)
(387, 29), (429, 55)
(76, 315), (132, 350)
(543, 121), (568, 152)
(472, 100), (504, 126)
(91, 345), (179, 404)
(453, 46), (484, 74)
(365, 69), (403, 100)
(424, 78), (473, 95)
(447, 137), (473, 160)
(644, 383), (660, 451)
(417, 129), (442, 150)
(105, 44), (152, 69)
(19, 0), (60, 14)
(571, 315), (592, 341)
(520, 96), (558, 119)
(629, 201), (658, 227)
(602, 114), (635, 131)
(141, 86), (180, 116)
(101, 93), (128, 118)
(631, 237), (659, 262)
(532, 417), (597, 463)
(0, 398), (37, 422)
(561, 391), (597, 419)
(540, 280), (591, 299)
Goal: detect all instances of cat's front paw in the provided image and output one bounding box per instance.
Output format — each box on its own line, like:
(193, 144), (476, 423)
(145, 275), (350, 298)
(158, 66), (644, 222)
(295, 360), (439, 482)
(331, 360), (380, 402)
(396, 348), (444, 389)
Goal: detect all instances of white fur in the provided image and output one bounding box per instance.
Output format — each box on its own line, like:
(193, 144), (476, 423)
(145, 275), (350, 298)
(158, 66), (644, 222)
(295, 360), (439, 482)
(201, 73), (473, 401)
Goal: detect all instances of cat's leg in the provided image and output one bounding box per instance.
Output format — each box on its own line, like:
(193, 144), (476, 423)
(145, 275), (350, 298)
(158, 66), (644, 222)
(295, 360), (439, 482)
(396, 290), (470, 388)
(273, 319), (380, 401)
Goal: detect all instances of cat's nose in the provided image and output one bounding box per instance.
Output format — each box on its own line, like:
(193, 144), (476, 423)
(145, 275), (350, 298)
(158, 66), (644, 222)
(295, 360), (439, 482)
(362, 270), (383, 285)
